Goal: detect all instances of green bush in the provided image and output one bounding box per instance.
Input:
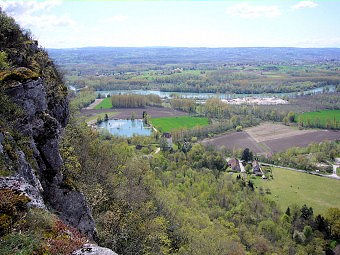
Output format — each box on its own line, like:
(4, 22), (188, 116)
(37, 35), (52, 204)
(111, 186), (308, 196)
(0, 189), (30, 236)
(0, 233), (41, 255)
(245, 164), (252, 173)
(25, 208), (56, 233)
(0, 51), (9, 70)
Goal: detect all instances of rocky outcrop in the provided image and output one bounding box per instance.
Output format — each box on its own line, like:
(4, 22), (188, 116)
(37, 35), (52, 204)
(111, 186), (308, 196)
(72, 244), (118, 255)
(0, 176), (45, 208)
(1, 77), (97, 239)
(0, 10), (116, 254)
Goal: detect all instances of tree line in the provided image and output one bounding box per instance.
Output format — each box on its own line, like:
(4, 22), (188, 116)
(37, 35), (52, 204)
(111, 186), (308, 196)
(110, 94), (162, 108)
(64, 65), (340, 94)
(259, 141), (339, 173)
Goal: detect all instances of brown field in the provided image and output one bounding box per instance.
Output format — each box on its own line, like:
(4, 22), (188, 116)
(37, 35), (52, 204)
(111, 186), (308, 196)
(80, 106), (188, 119)
(264, 130), (340, 152)
(246, 123), (315, 143)
(202, 131), (266, 154)
(202, 123), (339, 154)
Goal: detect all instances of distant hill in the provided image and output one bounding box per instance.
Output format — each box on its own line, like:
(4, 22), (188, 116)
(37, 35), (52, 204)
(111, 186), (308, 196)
(48, 47), (340, 65)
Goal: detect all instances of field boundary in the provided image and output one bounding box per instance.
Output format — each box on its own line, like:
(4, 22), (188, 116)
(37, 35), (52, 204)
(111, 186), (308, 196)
(86, 98), (103, 109)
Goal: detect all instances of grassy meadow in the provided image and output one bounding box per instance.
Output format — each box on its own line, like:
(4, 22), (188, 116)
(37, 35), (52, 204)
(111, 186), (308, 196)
(150, 116), (209, 132)
(94, 97), (112, 109)
(253, 167), (340, 214)
(297, 110), (340, 129)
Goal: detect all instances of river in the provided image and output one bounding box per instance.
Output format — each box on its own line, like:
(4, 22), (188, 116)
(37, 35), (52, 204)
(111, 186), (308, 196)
(94, 85), (335, 100)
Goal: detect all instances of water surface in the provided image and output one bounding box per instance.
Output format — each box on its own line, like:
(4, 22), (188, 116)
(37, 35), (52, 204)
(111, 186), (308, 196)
(96, 85), (335, 100)
(98, 119), (152, 137)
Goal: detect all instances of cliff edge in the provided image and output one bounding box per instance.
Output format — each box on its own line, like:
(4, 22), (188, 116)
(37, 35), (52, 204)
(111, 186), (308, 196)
(0, 9), (115, 254)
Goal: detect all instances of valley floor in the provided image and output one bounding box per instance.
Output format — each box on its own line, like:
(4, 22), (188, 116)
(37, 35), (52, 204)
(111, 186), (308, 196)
(202, 123), (339, 154)
(252, 167), (340, 214)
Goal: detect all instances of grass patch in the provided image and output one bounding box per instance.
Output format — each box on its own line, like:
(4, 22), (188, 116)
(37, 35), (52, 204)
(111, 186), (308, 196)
(253, 167), (340, 215)
(297, 110), (340, 129)
(94, 97), (112, 109)
(150, 116), (209, 133)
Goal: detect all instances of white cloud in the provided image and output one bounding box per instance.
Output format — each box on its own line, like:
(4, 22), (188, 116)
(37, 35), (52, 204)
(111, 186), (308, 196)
(19, 14), (75, 29)
(101, 15), (128, 24)
(291, 1), (318, 10)
(0, 0), (75, 30)
(0, 0), (62, 15)
(226, 3), (281, 19)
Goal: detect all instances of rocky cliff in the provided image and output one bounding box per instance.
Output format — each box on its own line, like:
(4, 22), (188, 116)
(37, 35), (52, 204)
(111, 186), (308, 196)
(1, 74), (97, 236)
(0, 9), (116, 255)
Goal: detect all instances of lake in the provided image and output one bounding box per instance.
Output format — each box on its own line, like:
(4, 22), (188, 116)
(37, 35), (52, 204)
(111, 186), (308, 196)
(97, 119), (152, 137)
(95, 85), (335, 100)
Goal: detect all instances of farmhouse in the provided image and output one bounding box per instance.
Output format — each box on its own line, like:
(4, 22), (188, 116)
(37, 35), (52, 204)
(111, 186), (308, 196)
(228, 158), (241, 172)
(252, 160), (262, 176)
(335, 158), (340, 165)
(162, 132), (173, 145)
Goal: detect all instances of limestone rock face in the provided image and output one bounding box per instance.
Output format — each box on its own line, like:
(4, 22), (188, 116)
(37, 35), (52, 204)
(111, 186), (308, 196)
(1, 77), (97, 239)
(0, 176), (45, 208)
(72, 244), (118, 255)
(46, 184), (97, 239)
(0, 11), (116, 254)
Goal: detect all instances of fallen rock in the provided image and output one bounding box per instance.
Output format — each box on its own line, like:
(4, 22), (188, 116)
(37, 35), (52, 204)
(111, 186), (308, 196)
(72, 243), (118, 255)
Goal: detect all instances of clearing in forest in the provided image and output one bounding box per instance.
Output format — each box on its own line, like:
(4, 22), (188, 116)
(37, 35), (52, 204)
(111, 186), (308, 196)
(252, 167), (340, 214)
(150, 116), (209, 132)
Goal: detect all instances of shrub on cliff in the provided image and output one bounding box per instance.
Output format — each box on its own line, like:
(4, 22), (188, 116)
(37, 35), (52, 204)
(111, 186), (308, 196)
(0, 9), (67, 101)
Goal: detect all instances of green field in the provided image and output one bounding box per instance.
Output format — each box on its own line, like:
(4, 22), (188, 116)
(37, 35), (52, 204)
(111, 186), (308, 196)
(94, 97), (112, 109)
(150, 116), (209, 132)
(253, 167), (340, 214)
(297, 110), (340, 128)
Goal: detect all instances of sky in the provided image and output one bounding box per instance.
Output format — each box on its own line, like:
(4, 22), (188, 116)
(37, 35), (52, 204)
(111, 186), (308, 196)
(0, 0), (339, 48)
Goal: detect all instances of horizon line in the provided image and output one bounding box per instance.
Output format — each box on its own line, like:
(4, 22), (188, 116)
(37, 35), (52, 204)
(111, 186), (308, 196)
(46, 45), (340, 49)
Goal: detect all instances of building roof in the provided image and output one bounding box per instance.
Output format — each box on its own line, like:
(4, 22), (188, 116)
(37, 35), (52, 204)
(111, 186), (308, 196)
(228, 158), (241, 171)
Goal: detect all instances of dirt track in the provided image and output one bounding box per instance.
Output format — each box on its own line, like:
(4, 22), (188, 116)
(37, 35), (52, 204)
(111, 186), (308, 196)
(86, 99), (103, 109)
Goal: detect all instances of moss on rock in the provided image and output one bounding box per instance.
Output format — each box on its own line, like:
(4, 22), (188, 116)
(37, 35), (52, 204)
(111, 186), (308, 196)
(0, 67), (39, 87)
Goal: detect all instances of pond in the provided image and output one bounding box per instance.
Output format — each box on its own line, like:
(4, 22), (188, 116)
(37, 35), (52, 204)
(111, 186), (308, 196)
(97, 119), (152, 137)
(96, 85), (335, 100)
